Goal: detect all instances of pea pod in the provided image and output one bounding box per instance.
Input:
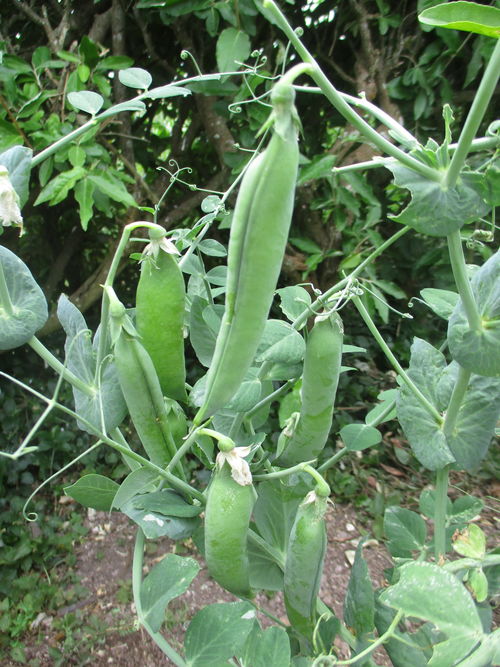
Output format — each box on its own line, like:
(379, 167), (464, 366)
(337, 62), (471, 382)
(194, 80), (299, 424)
(204, 454), (256, 598)
(284, 489), (328, 638)
(277, 312), (343, 467)
(113, 327), (178, 469)
(136, 237), (187, 402)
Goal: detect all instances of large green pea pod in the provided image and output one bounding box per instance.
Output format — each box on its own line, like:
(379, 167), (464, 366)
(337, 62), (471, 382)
(136, 240), (187, 402)
(204, 454), (256, 598)
(113, 328), (178, 468)
(194, 80), (299, 424)
(284, 489), (328, 639)
(277, 312), (343, 467)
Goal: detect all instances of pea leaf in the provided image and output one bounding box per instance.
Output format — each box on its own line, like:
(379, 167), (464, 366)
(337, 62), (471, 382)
(118, 67), (152, 89)
(420, 288), (460, 320)
(448, 250), (500, 377)
(141, 554), (200, 632)
(379, 562), (483, 665)
(121, 498), (200, 540)
(239, 625), (291, 667)
(64, 474), (119, 511)
(375, 598), (429, 667)
(67, 90), (104, 115)
(184, 601), (256, 666)
(384, 507), (427, 557)
(396, 338), (455, 470)
(418, 1), (500, 39)
(0, 245), (48, 350)
(387, 164), (489, 236)
(256, 319), (305, 365)
(216, 28), (251, 74)
(276, 285), (311, 328)
(131, 489), (202, 518)
(343, 540), (375, 643)
(340, 423), (382, 451)
(112, 468), (158, 510)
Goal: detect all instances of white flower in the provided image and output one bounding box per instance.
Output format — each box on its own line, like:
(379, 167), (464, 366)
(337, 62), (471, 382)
(0, 167), (23, 233)
(143, 236), (179, 261)
(216, 446), (252, 486)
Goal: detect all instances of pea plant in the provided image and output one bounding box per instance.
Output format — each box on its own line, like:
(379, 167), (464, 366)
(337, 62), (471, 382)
(1, 2), (500, 665)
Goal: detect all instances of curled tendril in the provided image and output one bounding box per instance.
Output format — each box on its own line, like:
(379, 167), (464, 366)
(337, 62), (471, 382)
(228, 103), (243, 114)
(179, 49), (203, 76)
(251, 49), (261, 58)
(295, 26), (304, 37)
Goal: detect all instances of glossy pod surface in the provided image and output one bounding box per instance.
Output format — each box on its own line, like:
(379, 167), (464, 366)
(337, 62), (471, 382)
(204, 461), (256, 598)
(195, 84), (299, 423)
(277, 312), (343, 467)
(136, 249), (187, 402)
(284, 490), (327, 638)
(114, 330), (177, 468)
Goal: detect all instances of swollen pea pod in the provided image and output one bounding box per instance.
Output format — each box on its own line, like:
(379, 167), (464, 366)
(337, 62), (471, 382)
(277, 311), (343, 467)
(204, 448), (256, 598)
(136, 231), (187, 402)
(194, 79), (300, 424)
(284, 488), (328, 639)
(106, 292), (180, 472)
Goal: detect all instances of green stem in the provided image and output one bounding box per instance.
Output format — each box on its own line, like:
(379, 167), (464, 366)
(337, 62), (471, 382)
(302, 464), (330, 497)
(366, 399), (397, 428)
(445, 39), (500, 189)
(317, 447), (348, 473)
(444, 554), (500, 573)
(352, 295), (443, 424)
(110, 427), (142, 471)
(167, 425), (204, 473)
(293, 226), (410, 330)
(247, 528), (285, 570)
(132, 529), (187, 667)
(28, 336), (95, 397)
(434, 465), (450, 560)
(253, 459), (316, 481)
(245, 379), (297, 420)
(447, 231), (481, 331)
(333, 609), (404, 665)
(31, 119), (98, 167)
(443, 366), (471, 439)
(261, 0), (440, 182)
(0, 262), (14, 315)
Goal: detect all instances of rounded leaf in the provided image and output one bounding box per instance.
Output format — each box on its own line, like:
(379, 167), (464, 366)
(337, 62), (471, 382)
(67, 91), (104, 115)
(0, 245), (48, 350)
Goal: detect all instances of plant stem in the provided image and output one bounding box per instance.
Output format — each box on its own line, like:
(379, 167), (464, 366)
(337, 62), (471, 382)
(444, 554), (500, 573)
(444, 38), (500, 189)
(443, 366), (471, 439)
(253, 459), (316, 481)
(262, 0), (440, 182)
(317, 447), (348, 473)
(31, 119), (98, 167)
(434, 465), (450, 560)
(132, 529), (187, 667)
(447, 231), (481, 331)
(333, 609), (404, 665)
(293, 226), (410, 330)
(247, 528), (285, 570)
(28, 336), (96, 396)
(352, 295), (443, 424)
(0, 261), (14, 315)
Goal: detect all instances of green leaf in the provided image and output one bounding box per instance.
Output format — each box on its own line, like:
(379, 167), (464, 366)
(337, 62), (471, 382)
(96, 55), (134, 70)
(374, 597), (429, 667)
(122, 503), (200, 541)
(276, 286), (311, 328)
(112, 468), (158, 510)
(256, 319), (305, 365)
(0, 245), (48, 350)
(365, 389), (397, 426)
(453, 524), (486, 560)
(74, 179), (94, 230)
(99, 100), (146, 118)
(384, 506), (427, 557)
(216, 28), (251, 74)
(388, 164), (489, 236)
(340, 423), (382, 451)
(344, 540), (375, 640)
(141, 553), (200, 632)
(396, 338), (455, 470)
(239, 625), (291, 667)
(0, 146), (32, 206)
(184, 601), (256, 666)
(131, 489), (202, 518)
(142, 84), (191, 99)
(67, 91), (104, 115)
(379, 562), (483, 650)
(118, 67), (152, 89)
(448, 250), (500, 377)
(419, 488), (452, 520)
(419, 1), (500, 39)
(197, 239), (227, 257)
(298, 154), (336, 185)
(468, 568), (488, 603)
(223, 370), (262, 413)
(87, 171), (137, 208)
(420, 288), (459, 320)
(449, 496), (484, 525)
(57, 295), (127, 433)
(68, 145), (86, 168)
(444, 366), (500, 471)
(189, 297), (222, 367)
(247, 537), (284, 592)
(64, 474), (119, 511)
(34, 166), (87, 206)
